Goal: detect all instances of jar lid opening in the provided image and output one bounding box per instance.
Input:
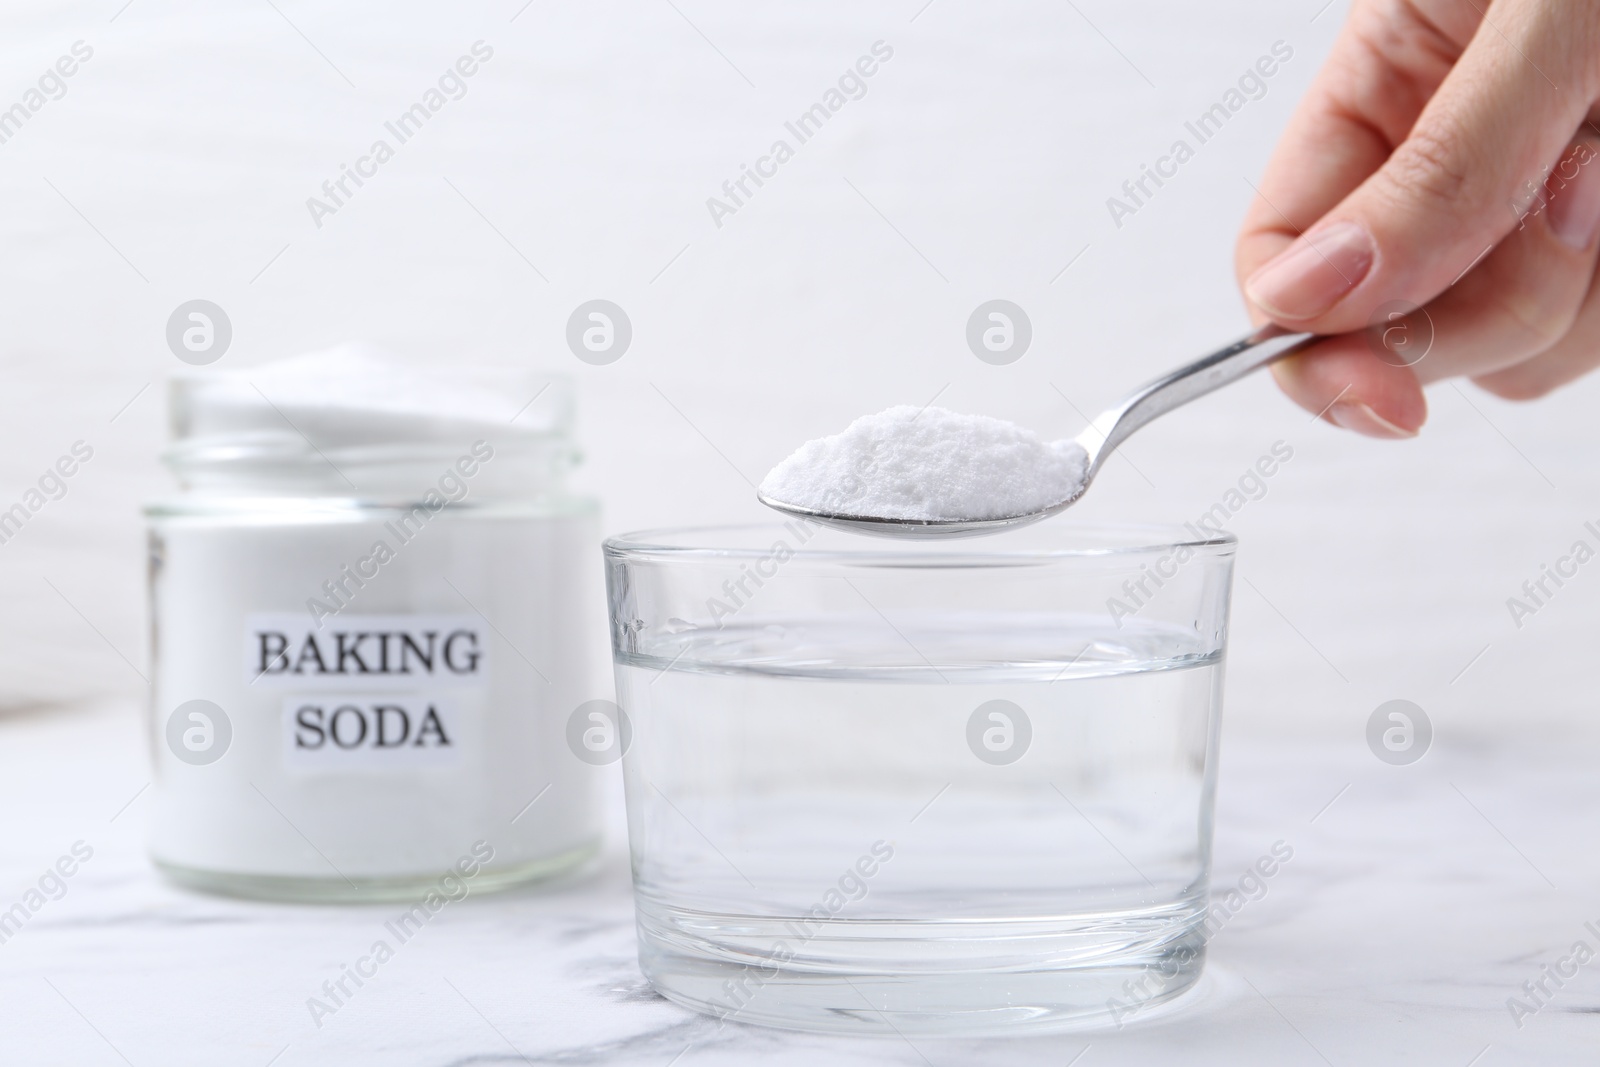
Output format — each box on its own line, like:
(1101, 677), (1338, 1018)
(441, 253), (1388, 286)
(164, 344), (577, 495)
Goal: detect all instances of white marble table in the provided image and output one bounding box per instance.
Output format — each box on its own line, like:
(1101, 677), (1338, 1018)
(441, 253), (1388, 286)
(0, 700), (1595, 1066)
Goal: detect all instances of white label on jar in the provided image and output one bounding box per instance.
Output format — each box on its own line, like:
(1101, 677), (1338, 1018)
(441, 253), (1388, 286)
(244, 614), (488, 691)
(283, 695), (463, 771)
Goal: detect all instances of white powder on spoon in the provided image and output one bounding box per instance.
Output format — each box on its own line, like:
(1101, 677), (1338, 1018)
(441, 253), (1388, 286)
(760, 406), (1089, 522)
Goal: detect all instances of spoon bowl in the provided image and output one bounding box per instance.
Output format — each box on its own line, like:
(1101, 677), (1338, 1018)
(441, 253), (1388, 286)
(753, 489), (1086, 539)
(759, 324), (1315, 538)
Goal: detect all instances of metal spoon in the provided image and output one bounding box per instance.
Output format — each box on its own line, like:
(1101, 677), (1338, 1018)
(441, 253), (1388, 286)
(757, 324), (1316, 539)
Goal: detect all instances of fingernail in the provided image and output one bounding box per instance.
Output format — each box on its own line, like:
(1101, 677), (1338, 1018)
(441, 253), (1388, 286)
(1327, 400), (1417, 439)
(1246, 221), (1376, 321)
(1548, 145), (1600, 249)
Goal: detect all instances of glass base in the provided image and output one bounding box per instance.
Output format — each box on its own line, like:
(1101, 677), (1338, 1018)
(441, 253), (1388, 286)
(154, 840), (600, 903)
(637, 907), (1207, 1037)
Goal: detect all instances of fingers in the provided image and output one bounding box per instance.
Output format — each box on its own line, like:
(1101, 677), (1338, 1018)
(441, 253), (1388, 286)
(1476, 261), (1600, 400)
(1269, 334), (1428, 438)
(1474, 279), (1600, 398)
(1269, 136), (1600, 435)
(1235, 0), (1476, 299)
(1243, 0), (1598, 334)
(1408, 137), (1600, 382)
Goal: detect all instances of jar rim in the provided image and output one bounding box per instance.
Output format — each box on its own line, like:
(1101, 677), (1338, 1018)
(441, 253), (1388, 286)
(164, 348), (574, 456)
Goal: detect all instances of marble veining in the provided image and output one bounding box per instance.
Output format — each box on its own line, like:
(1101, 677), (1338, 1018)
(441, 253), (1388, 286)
(0, 702), (1596, 1065)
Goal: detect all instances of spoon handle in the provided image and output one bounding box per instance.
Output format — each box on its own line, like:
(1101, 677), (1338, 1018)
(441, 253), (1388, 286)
(1082, 324), (1316, 464)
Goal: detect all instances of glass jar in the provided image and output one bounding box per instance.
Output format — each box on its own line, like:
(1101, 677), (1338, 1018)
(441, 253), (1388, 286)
(145, 350), (602, 901)
(604, 521), (1235, 1035)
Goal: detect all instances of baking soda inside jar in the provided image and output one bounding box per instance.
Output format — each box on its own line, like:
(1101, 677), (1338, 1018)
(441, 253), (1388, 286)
(145, 345), (604, 901)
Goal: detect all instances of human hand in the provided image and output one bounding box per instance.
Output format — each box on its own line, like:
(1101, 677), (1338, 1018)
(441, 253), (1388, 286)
(1235, 0), (1600, 437)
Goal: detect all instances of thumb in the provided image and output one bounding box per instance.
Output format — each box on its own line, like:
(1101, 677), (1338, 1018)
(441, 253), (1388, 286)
(1243, 0), (1597, 333)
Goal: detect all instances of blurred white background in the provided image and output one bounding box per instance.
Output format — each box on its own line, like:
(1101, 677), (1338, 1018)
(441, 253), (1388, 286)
(2, 0), (1594, 739)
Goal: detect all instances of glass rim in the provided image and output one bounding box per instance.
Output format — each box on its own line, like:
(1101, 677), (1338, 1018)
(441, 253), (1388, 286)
(603, 521), (1237, 563)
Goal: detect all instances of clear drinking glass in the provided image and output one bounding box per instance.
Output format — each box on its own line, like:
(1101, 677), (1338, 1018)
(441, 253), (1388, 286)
(603, 521), (1236, 1036)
